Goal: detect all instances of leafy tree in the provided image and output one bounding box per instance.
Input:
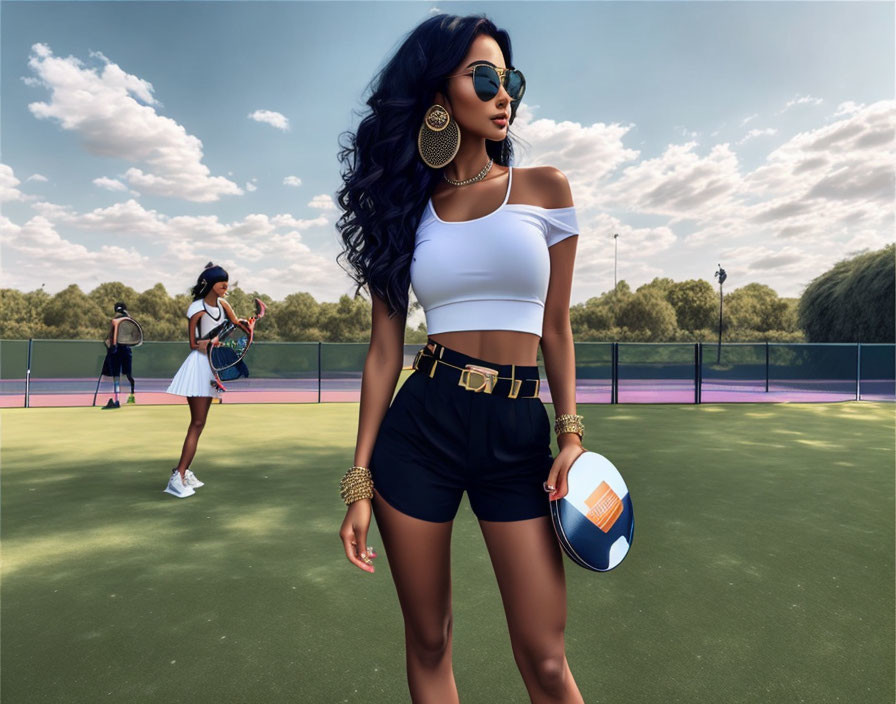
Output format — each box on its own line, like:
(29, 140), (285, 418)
(666, 279), (716, 332)
(570, 299), (614, 333)
(636, 276), (676, 297)
(88, 282), (141, 318)
(319, 295), (371, 342)
(274, 292), (321, 341)
(134, 283), (181, 341)
(0, 290), (28, 335)
(42, 284), (106, 338)
(616, 289), (678, 340)
(724, 283), (789, 333)
(798, 244), (894, 342)
(0, 287), (52, 337)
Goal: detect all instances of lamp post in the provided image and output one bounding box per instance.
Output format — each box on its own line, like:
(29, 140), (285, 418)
(714, 265), (727, 364)
(613, 233), (619, 291)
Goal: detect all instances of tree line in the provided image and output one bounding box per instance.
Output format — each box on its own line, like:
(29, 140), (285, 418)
(1, 245), (891, 343)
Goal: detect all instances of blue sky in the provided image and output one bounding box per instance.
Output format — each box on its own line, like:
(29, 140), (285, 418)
(2, 1), (893, 327)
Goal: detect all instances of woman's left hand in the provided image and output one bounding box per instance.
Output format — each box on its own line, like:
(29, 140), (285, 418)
(545, 436), (587, 501)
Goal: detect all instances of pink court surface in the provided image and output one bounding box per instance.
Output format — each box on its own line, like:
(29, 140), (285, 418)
(2, 374), (892, 408)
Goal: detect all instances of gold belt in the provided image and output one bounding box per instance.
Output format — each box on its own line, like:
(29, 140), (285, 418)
(412, 348), (541, 399)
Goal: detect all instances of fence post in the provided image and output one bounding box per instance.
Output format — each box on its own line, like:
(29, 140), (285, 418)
(856, 343), (861, 401)
(699, 342), (704, 404)
(694, 343), (700, 404)
(317, 342), (322, 403)
(24, 338), (33, 408)
(765, 341), (770, 393)
(611, 342), (618, 404)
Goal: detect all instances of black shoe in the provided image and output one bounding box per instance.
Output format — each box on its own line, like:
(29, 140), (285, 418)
(101, 399), (121, 410)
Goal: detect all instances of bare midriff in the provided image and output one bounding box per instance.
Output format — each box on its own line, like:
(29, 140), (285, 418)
(428, 330), (540, 367)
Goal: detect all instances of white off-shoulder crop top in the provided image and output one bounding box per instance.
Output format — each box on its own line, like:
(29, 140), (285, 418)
(410, 167), (579, 337)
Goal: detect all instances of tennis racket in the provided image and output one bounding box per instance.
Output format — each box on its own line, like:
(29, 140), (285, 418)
(116, 317), (143, 347)
(204, 298), (266, 392)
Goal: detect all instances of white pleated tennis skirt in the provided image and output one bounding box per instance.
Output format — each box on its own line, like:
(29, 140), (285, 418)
(167, 350), (221, 398)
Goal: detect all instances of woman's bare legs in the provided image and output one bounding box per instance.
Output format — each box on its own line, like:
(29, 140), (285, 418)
(372, 488), (458, 704)
(478, 515), (584, 704)
(174, 396), (213, 479)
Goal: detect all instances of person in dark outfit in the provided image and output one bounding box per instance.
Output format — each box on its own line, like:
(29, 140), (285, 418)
(100, 302), (135, 409)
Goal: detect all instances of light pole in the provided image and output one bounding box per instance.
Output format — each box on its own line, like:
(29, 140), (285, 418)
(714, 265), (727, 363)
(613, 233), (619, 291)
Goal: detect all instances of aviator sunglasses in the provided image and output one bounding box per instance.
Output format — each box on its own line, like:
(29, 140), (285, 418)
(447, 63), (526, 104)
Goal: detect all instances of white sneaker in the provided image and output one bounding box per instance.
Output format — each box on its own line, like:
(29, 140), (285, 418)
(184, 469), (204, 488)
(164, 470), (195, 498)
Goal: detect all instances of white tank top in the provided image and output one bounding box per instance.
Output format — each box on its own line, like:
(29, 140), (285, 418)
(410, 167), (579, 337)
(186, 299), (225, 341)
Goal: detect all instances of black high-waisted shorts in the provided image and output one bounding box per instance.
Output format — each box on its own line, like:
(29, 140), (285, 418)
(369, 339), (554, 523)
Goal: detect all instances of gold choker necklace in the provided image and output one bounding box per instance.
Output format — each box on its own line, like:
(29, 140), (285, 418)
(443, 158), (494, 186)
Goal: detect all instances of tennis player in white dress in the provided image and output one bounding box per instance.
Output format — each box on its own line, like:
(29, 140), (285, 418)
(164, 262), (235, 498)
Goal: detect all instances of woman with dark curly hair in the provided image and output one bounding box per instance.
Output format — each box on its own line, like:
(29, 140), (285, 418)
(336, 14), (586, 702)
(165, 262), (247, 498)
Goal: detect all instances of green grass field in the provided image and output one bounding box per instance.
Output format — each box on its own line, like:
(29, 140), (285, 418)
(2, 396), (893, 703)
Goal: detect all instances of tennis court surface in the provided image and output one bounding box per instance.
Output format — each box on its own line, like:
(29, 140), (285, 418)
(2, 401), (893, 703)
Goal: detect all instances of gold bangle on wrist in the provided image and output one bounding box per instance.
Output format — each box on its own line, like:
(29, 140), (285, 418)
(340, 465), (374, 505)
(554, 413), (584, 439)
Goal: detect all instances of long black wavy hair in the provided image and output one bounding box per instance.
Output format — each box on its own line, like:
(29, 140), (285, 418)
(336, 14), (517, 319)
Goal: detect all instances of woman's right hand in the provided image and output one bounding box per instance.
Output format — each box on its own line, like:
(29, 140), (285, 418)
(340, 499), (377, 573)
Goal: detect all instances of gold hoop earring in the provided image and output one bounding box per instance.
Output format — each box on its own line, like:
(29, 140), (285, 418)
(417, 104), (460, 169)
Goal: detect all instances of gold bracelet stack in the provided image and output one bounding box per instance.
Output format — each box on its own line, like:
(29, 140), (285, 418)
(340, 465), (374, 504)
(554, 413), (585, 439)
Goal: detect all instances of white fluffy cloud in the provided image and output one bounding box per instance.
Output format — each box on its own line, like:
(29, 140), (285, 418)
(283, 175), (302, 187)
(738, 128), (778, 144)
(601, 140), (742, 219)
(0, 194), (346, 299)
(26, 173), (48, 183)
(0, 213), (152, 294)
(25, 44), (241, 202)
(248, 109), (290, 131)
(0, 164), (27, 203)
(93, 176), (128, 192)
(307, 194), (336, 210)
(498, 99), (893, 297)
(782, 94), (824, 112)
(511, 103), (640, 212)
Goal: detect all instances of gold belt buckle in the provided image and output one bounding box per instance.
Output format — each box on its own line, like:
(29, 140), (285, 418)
(459, 364), (499, 393)
(413, 342), (439, 373)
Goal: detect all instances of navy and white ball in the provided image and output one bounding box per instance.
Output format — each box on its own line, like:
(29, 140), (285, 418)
(549, 451), (634, 572)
